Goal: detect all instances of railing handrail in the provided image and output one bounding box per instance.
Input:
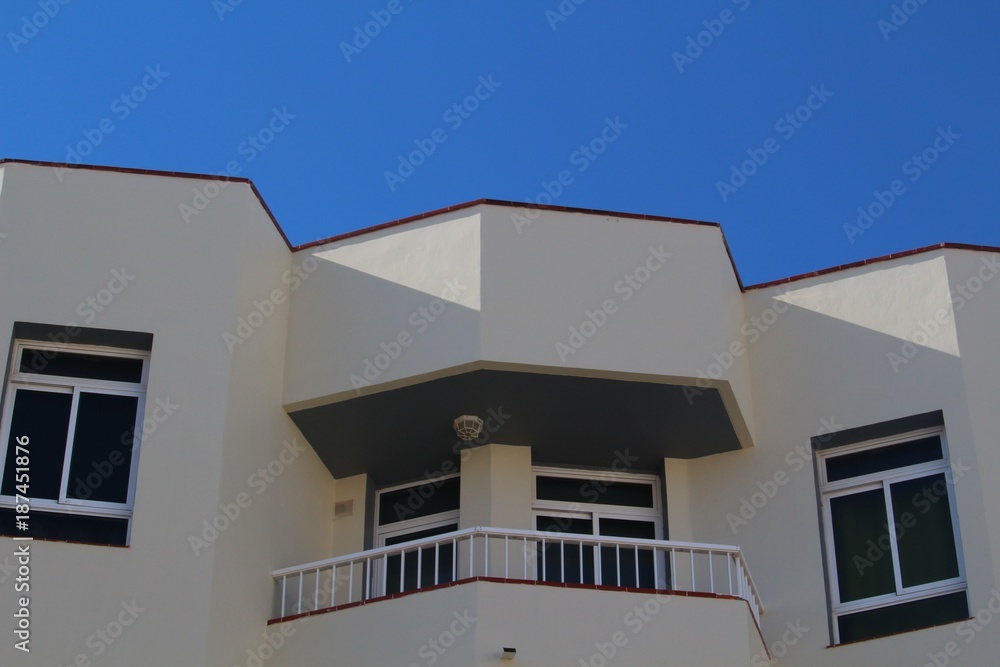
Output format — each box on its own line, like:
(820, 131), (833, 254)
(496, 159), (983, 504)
(732, 549), (764, 614)
(272, 526), (745, 577)
(271, 526), (763, 612)
(272, 526), (765, 623)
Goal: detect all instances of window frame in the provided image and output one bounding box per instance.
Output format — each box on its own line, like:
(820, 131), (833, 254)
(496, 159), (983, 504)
(376, 515), (460, 549)
(531, 466), (663, 539)
(374, 474), (461, 547)
(0, 340), (149, 523)
(373, 476), (461, 595)
(817, 427), (967, 643)
(531, 467), (663, 588)
(531, 466), (662, 521)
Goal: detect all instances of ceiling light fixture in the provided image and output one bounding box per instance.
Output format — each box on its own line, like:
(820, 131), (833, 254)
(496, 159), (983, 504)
(453, 414), (484, 441)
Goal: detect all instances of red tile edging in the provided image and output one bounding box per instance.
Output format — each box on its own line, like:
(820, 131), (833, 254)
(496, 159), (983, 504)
(5, 159), (995, 296)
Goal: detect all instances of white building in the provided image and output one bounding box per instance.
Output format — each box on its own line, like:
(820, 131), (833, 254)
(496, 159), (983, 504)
(0, 159), (997, 666)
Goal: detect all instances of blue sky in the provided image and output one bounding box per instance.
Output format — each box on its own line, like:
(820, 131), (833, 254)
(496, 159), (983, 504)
(1, 0), (996, 284)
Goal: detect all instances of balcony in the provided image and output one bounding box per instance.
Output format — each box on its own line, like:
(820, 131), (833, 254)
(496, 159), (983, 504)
(271, 528), (765, 664)
(274, 527), (762, 621)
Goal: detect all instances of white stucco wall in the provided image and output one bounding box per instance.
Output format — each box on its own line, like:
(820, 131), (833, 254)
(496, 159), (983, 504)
(946, 251), (1000, 598)
(0, 163), (336, 667)
(282, 212), (483, 410)
(271, 580), (765, 667)
(669, 252), (999, 665)
(479, 206), (754, 447)
(458, 444), (533, 530)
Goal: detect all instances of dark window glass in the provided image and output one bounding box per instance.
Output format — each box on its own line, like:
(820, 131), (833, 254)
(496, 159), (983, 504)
(536, 515), (594, 584)
(890, 474), (960, 588)
(599, 517), (657, 540)
(0, 508), (129, 546)
(1, 389), (72, 500)
(67, 393), (139, 504)
(384, 523), (458, 594)
(826, 437), (943, 482)
(536, 514), (594, 536)
(599, 518), (657, 589)
(536, 476), (654, 508)
(19, 349), (143, 383)
(378, 477), (460, 526)
(837, 592), (969, 643)
(831, 489), (896, 602)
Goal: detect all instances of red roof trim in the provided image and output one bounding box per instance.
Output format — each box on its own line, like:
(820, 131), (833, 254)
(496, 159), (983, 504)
(0, 158), (293, 248)
(293, 198), (721, 251)
(4, 159), (997, 294)
(744, 242), (1000, 291)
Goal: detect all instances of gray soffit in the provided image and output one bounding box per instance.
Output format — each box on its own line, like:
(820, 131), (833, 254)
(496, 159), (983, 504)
(289, 370), (741, 484)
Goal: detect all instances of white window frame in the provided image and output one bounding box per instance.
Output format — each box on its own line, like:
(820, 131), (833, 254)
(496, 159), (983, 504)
(373, 476), (460, 596)
(531, 466), (663, 539)
(377, 515), (460, 549)
(374, 474), (461, 548)
(0, 340), (149, 526)
(531, 467), (663, 587)
(817, 427), (967, 644)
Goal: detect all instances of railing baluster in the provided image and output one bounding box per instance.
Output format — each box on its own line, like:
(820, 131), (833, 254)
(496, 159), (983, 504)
(348, 561), (354, 604)
(689, 550), (695, 591)
(670, 549), (676, 590)
(634, 547), (639, 587)
(615, 544), (621, 587)
(314, 568), (320, 610)
(708, 552), (714, 594)
(434, 543), (440, 586)
(417, 547), (423, 590)
(727, 554), (733, 596)
(522, 537), (527, 579)
(739, 558), (746, 602)
(381, 553), (387, 597)
(485, 534), (489, 577)
(504, 536), (509, 578)
(579, 541), (584, 583)
(297, 573), (303, 614)
(653, 548), (659, 589)
(452, 538), (457, 581)
(280, 576), (287, 618)
(560, 540), (565, 583)
(400, 550), (405, 592)
(542, 538), (547, 581)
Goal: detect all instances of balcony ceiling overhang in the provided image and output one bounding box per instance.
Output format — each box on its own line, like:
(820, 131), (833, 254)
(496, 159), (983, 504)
(288, 369), (741, 482)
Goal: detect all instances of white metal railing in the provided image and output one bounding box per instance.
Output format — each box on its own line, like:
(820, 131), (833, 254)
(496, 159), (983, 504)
(271, 527), (763, 625)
